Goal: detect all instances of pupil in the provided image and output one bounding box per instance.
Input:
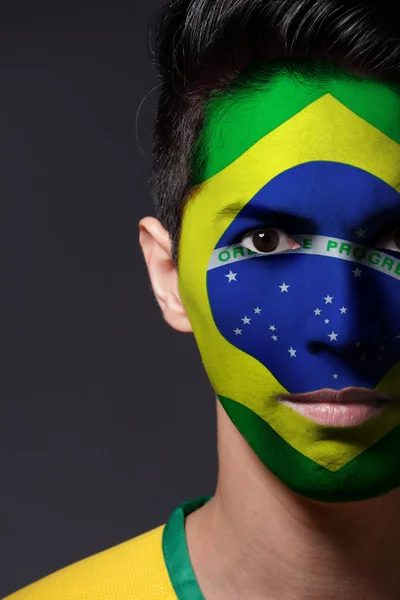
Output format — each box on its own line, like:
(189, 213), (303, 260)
(253, 229), (279, 253)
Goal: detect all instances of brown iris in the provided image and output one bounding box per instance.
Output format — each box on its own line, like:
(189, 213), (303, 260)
(252, 228), (280, 253)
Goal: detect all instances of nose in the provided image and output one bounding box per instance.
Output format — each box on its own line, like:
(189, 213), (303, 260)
(306, 258), (384, 359)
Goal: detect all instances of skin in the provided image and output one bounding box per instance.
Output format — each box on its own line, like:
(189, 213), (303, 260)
(140, 216), (400, 600)
(175, 69), (400, 503)
(139, 65), (400, 598)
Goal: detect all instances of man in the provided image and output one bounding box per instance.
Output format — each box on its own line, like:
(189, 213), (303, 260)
(6, 1), (400, 599)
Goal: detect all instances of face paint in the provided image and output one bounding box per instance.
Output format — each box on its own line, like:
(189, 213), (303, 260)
(178, 63), (400, 502)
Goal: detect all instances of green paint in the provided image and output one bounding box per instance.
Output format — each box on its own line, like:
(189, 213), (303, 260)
(368, 252), (381, 266)
(233, 246), (245, 258)
(219, 250), (231, 262)
(382, 256), (394, 271)
(327, 240), (338, 252)
(303, 239), (313, 249)
(353, 247), (367, 260)
(339, 243), (352, 256)
(395, 263), (400, 276)
(192, 60), (400, 185)
(219, 395), (400, 502)
(217, 246), (260, 263)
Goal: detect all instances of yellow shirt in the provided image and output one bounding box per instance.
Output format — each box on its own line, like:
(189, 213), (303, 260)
(4, 497), (211, 600)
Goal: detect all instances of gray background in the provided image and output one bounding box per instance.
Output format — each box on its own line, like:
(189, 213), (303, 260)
(1, 0), (217, 596)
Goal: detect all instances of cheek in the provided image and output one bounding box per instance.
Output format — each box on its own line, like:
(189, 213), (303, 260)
(207, 254), (299, 390)
(178, 240), (216, 358)
(207, 249), (400, 397)
(178, 254), (208, 330)
(178, 239), (274, 400)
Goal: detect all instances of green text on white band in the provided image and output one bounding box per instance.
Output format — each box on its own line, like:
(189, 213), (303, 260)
(208, 235), (400, 282)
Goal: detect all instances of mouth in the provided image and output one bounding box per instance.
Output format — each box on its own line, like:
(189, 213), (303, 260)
(277, 387), (394, 427)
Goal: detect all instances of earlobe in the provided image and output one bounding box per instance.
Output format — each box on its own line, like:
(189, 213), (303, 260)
(139, 217), (193, 333)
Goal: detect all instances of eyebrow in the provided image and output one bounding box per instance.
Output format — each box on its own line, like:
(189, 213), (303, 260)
(212, 201), (248, 225)
(212, 201), (318, 231)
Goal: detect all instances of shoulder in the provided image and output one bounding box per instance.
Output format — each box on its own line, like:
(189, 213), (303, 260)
(4, 524), (177, 600)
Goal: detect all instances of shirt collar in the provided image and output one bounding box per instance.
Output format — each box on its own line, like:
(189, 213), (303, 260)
(162, 496), (212, 600)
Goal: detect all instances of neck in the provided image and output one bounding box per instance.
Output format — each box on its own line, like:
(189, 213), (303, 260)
(185, 401), (400, 600)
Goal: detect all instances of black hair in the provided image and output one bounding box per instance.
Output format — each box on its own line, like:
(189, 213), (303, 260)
(150, 0), (400, 263)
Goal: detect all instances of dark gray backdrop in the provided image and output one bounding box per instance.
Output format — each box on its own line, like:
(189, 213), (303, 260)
(1, 1), (217, 596)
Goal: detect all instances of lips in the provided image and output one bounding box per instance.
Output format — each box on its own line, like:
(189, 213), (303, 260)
(282, 387), (392, 404)
(278, 387), (394, 427)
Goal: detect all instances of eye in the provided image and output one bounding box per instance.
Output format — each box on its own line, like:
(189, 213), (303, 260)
(240, 227), (301, 255)
(376, 226), (400, 253)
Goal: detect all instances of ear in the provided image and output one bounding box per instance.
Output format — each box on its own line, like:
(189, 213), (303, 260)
(139, 217), (193, 333)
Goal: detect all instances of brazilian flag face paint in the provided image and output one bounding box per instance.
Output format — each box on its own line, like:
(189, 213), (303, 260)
(178, 64), (400, 502)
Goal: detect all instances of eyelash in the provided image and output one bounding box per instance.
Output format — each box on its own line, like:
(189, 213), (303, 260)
(238, 226), (400, 255)
(240, 228), (300, 255)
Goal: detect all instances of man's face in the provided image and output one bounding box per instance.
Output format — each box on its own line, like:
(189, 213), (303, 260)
(177, 63), (400, 502)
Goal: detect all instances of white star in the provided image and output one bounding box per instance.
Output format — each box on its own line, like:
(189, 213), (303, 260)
(272, 335), (278, 342)
(340, 307), (347, 314)
(333, 374), (339, 380)
(355, 228), (366, 239)
(328, 331), (338, 342)
(324, 295), (334, 304)
(234, 329), (242, 335)
(279, 282), (290, 293)
(325, 319), (330, 324)
(360, 354), (367, 362)
(356, 341), (362, 348)
(269, 325), (277, 332)
(379, 356), (383, 361)
(242, 316), (251, 325)
(397, 335), (400, 339)
(254, 307), (262, 315)
(353, 267), (363, 278)
(380, 345), (386, 351)
(225, 271), (238, 282)
(288, 347), (297, 358)
(314, 309), (322, 316)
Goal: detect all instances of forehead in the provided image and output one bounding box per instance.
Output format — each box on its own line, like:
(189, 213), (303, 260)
(179, 65), (400, 271)
(216, 162), (400, 249)
(192, 63), (400, 187)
